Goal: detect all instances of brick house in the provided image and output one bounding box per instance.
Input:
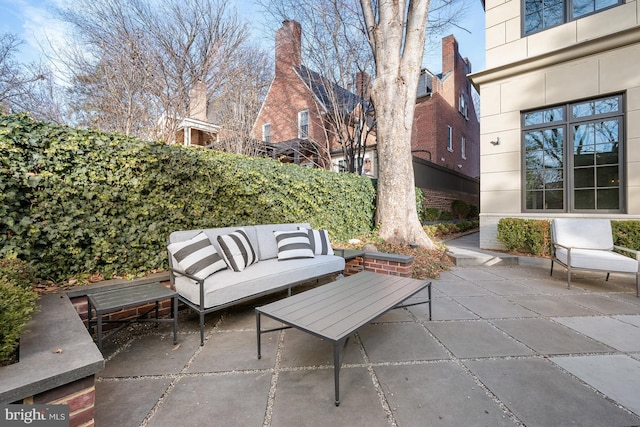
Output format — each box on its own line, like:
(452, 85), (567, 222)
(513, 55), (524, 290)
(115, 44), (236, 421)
(253, 20), (480, 208)
(413, 35), (480, 180)
(470, 0), (640, 249)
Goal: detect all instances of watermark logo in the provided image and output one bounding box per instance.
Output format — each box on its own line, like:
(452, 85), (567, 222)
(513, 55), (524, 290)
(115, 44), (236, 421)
(2, 405), (69, 426)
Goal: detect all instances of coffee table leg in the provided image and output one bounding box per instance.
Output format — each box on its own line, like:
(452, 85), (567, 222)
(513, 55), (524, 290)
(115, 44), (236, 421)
(256, 312), (262, 359)
(334, 341), (340, 406)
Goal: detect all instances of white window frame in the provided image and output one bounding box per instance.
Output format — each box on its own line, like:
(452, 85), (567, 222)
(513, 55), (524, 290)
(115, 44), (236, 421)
(298, 110), (309, 139)
(447, 125), (453, 152)
(461, 136), (466, 159)
(262, 123), (270, 143)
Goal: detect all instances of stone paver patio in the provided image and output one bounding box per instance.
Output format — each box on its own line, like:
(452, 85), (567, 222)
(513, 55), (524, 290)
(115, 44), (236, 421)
(94, 236), (640, 426)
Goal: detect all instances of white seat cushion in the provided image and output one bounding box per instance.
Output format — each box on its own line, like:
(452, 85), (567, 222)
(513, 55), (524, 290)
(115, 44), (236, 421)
(555, 248), (638, 273)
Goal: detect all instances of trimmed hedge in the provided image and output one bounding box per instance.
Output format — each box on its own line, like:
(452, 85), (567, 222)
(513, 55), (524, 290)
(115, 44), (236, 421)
(497, 218), (640, 257)
(497, 218), (551, 257)
(1, 114), (375, 281)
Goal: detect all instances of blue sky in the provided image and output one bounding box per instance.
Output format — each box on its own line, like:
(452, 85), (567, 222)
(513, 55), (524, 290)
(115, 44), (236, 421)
(0, 0), (486, 74)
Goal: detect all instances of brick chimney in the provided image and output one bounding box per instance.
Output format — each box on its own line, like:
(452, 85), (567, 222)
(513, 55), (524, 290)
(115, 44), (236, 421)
(275, 20), (302, 76)
(189, 80), (207, 121)
(441, 35), (459, 76)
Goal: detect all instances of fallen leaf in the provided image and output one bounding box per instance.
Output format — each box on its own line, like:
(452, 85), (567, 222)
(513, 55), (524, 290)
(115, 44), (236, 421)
(172, 344), (181, 351)
(53, 348), (63, 354)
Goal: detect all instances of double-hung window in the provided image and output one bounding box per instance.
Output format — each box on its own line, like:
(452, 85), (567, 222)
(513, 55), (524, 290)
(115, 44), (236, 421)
(523, 0), (621, 36)
(262, 123), (271, 143)
(523, 94), (624, 212)
(298, 110), (309, 139)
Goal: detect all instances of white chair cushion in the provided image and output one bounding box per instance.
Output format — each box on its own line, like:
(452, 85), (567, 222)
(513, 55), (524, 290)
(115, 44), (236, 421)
(552, 218), (614, 250)
(555, 248), (638, 273)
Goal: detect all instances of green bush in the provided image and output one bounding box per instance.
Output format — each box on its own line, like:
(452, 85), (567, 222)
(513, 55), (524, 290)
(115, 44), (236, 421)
(0, 258), (39, 362)
(612, 220), (640, 252)
(439, 211), (453, 220)
(424, 208), (440, 222)
(467, 204), (479, 219)
(497, 218), (550, 256)
(451, 199), (470, 219)
(0, 114), (376, 282)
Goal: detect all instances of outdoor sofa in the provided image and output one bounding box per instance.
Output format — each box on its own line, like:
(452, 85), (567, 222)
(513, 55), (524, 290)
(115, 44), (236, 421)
(167, 223), (345, 344)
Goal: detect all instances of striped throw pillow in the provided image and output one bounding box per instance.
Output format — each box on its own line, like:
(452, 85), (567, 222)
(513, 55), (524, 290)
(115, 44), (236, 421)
(217, 229), (258, 272)
(167, 232), (227, 280)
(299, 227), (334, 255)
(274, 230), (315, 260)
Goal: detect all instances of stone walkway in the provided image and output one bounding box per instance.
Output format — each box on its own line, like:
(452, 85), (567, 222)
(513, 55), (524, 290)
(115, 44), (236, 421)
(94, 237), (640, 426)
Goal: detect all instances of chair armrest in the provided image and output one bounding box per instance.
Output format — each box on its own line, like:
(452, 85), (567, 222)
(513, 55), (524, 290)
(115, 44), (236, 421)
(614, 245), (640, 260)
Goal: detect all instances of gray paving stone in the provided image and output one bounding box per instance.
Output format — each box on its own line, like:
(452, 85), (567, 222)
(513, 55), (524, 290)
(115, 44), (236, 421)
(99, 332), (200, 378)
(357, 322), (450, 362)
(456, 295), (538, 318)
(516, 277), (582, 294)
(465, 358), (640, 427)
(483, 266), (543, 281)
(410, 297), (478, 321)
(491, 318), (613, 355)
(507, 295), (596, 316)
(433, 281), (495, 297)
(186, 330), (278, 373)
(553, 316), (640, 352)
(449, 268), (506, 281)
(270, 368), (389, 426)
(564, 294), (640, 315)
(278, 328), (363, 368)
(474, 279), (543, 296)
(374, 362), (518, 427)
(427, 320), (533, 358)
(95, 378), (170, 427)
(613, 314), (640, 327)
(552, 354), (640, 417)
(147, 373), (272, 426)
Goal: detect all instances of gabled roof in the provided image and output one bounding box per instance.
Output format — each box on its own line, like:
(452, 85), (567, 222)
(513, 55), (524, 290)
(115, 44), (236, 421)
(295, 65), (370, 115)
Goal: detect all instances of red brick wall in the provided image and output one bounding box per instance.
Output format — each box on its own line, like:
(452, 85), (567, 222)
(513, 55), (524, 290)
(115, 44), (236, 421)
(27, 375), (96, 427)
(345, 256), (414, 278)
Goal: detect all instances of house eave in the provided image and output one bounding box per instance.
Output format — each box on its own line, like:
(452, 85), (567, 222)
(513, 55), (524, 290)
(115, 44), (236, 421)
(469, 25), (640, 91)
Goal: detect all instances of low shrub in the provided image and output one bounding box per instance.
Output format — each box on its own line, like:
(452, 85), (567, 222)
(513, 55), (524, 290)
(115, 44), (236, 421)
(439, 211), (453, 220)
(451, 199), (470, 219)
(497, 218), (550, 256)
(423, 208), (440, 222)
(0, 258), (39, 362)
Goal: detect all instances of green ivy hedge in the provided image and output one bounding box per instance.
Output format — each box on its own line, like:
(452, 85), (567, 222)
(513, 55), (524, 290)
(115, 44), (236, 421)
(0, 114), (375, 282)
(0, 257), (39, 362)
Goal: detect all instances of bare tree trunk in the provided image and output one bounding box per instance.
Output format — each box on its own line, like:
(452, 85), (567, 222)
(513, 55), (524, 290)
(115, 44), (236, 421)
(361, 0), (436, 248)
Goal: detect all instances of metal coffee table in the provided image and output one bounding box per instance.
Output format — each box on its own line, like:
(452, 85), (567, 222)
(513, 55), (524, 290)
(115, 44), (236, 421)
(256, 271), (431, 406)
